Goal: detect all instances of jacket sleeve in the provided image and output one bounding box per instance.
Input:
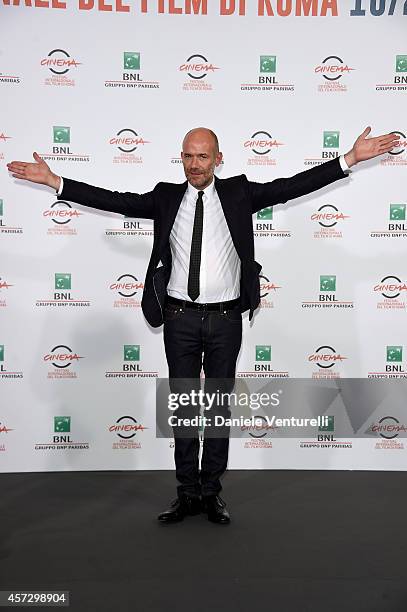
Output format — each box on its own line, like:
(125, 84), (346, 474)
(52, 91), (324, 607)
(58, 177), (156, 220)
(248, 157), (348, 214)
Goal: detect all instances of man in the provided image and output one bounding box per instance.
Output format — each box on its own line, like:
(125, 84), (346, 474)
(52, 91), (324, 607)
(7, 127), (399, 524)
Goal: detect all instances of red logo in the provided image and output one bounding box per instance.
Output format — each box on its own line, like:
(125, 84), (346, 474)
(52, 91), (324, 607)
(308, 346), (347, 368)
(0, 280), (13, 290)
(44, 345), (84, 368)
(41, 49), (82, 75)
(179, 54), (219, 79)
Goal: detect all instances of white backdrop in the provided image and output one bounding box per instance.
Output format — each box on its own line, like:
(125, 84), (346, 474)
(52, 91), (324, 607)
(1, 1), (406, 472)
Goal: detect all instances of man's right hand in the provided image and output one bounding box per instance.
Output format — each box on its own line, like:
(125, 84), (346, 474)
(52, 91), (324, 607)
(7, 152), (61, 191)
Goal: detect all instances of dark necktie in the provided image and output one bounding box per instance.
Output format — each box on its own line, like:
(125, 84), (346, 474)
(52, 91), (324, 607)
(187, 190), (204, 301)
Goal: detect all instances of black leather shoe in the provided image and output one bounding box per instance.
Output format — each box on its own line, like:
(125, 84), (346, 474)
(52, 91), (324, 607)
(203, 495), (230, 524)
(157, 495), (201, 523)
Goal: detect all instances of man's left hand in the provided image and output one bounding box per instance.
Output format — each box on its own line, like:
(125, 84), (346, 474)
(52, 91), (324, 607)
(344, 127), (400, 167)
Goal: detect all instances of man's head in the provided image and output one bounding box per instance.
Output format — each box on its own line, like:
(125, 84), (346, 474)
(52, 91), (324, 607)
(181, 127), (223, 189)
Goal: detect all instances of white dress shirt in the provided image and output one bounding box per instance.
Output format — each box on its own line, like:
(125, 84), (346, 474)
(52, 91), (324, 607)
(166, 180), (241, 303)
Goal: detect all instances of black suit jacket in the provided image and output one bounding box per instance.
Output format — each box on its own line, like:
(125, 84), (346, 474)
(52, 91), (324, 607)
(58, 157), (348, 327)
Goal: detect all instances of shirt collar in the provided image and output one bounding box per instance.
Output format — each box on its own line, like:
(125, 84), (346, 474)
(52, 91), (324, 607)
(186, 178), (216, 201)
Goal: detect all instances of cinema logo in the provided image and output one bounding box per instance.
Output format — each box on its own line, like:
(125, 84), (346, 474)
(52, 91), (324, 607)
(0, 131), (11, 161)
(311, 204), (349, 239)
(381, 130), (407, 166)
(374, 275), (407, 310)
(304, 130), (340, 167)
(258, 274), (281, 309)
(308, 346), (347, 379)
(370, 204), (407, 238)
(315, 56), (355, 93)
(109, 128), (150, 165)
(105, 215), (154, 237)
(0, 276), (13, 308)
(110, 274), (143, 308)
(39, 126), (90, 163)
(368, 346), (407, 379)
(0, 344), (23, 380)
(41, 49), (82, 87)
(105, 345), (158, 379)
(241, 55), (294, 93)
(105, 52), (159, 89)
(0, 420), (14, 452)
(254, 205), (291, 238)
(237, 345), (289, 379)
(376, 55), (407, 92)
(302, 275), (354, 309)
(300, 416), (352, 449)
(43, 344), (84, 380)
(0, 198), (23, 235)
(43, 200), (82, 235)
(179, 53), (220, 91)
(242, 415), (276, 449)
(371, 416), (406, 450)
(36, 273), (91, 308)
(109, 415), (147, 450)
(35, 416), (90, 451)
(244, 130), (284, 167)
(0, 422), (14, 434)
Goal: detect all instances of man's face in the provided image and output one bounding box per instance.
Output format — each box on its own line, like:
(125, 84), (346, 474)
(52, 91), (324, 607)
(181, 131), (222, 190)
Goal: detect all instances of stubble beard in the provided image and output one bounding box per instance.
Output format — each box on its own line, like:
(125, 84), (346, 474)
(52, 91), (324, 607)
(185, 168), (214, 190)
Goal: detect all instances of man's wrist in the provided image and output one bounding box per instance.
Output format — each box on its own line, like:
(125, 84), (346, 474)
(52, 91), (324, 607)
(49, 173), (62, 193)
(344, 150), (357, 168)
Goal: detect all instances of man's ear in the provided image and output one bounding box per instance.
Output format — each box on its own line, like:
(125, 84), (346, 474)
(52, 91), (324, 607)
(215, 152), (223, 167)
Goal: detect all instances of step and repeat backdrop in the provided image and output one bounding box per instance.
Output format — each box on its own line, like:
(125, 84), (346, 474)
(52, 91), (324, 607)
(0, 1), (406, 472)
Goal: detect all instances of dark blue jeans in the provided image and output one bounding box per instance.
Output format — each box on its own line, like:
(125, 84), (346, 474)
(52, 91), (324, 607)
(163, 300), (242, 497)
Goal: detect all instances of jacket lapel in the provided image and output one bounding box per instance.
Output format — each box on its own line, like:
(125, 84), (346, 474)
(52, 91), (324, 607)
(214, 176), (244, 258)
(157, 181), (188, 263)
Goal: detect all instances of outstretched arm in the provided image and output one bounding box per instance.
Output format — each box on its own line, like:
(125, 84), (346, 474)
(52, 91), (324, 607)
(7, 152), (61, 190)
(249, 127), (400, 214)
(7, 152), (155, 220)
(344, 127), (399, 167)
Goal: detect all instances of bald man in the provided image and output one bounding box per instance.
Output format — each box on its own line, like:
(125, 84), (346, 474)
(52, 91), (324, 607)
(7, 127), (399, 524)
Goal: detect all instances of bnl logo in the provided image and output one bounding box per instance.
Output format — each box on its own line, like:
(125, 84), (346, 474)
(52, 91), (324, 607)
(258, 55), (277, 84)
(389, 204), (406, 231)
(53, 126), (71, 155)
(322, 131), (340, 159)
(0, 344), (4, 371)
(123, 344), (141, 371)
(54, 273), (71, 300)
(53, 416), (71, 443)
(256, 206), (273, 231)
(319, 275), (337, 302)
(318, 415), (336, 441)
(395, 55), (407, 83)
(123, 52), (141, 81)
(123, 218), (143, 230)
(255, 345), (272, 371)
(0, 199), (3, 226)
(386, 346), (404, 372)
